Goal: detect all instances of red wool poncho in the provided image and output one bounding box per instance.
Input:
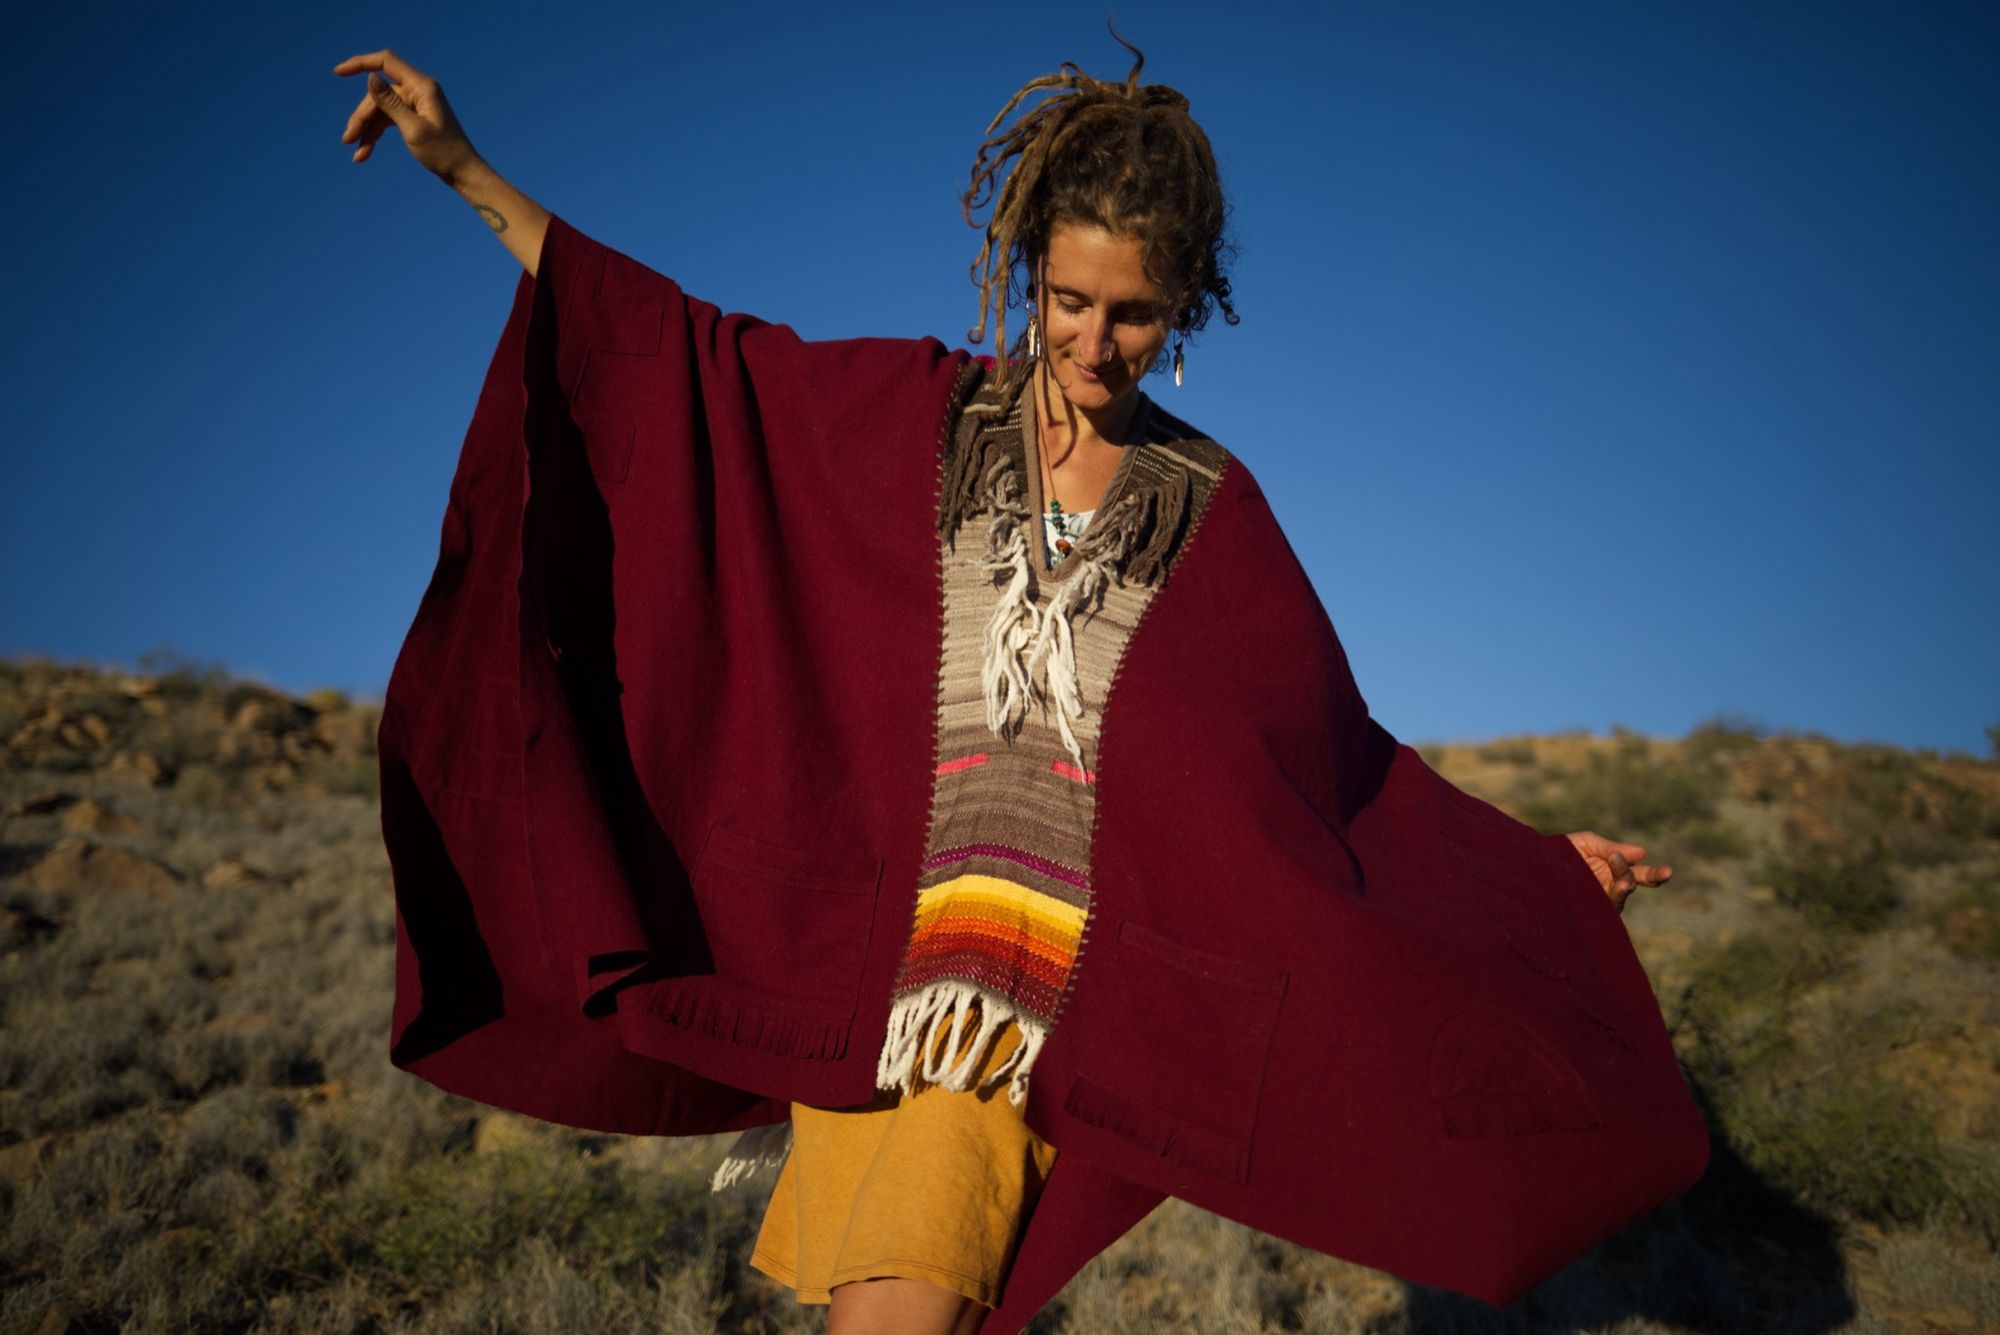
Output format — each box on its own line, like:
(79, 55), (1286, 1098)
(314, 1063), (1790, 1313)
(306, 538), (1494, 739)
(377, 214), (1709, 1331)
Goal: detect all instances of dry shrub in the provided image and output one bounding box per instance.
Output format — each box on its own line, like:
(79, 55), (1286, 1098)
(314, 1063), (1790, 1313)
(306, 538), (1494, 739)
(1932, 875), (2000, 962)
(1760, 838), (1903, 935)
(1517, 729), (1746, 859)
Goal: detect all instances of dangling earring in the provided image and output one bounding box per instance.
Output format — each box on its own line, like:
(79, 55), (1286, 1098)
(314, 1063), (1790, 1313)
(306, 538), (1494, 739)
(1172, 337), (1185, 387)
(1026, 309), (1042, 361)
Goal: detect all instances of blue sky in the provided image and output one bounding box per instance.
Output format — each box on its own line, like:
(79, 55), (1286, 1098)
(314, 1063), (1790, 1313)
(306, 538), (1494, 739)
(3, 2), (1994, 754)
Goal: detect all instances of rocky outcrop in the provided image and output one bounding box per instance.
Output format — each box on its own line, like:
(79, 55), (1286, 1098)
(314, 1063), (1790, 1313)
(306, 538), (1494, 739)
(0, 658), (381, 800)
(21, 835), (180, 898)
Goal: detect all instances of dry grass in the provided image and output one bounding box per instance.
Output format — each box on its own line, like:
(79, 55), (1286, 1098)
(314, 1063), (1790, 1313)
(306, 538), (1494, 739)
(4, 660), (1996, 1333)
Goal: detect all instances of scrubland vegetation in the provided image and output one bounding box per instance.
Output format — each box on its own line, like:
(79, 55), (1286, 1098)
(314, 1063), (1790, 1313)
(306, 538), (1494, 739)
(3, 654), (1996, 1332)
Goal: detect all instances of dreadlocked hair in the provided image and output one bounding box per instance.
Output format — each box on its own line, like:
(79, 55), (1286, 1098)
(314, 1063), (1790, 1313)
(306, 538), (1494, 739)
(962, 27), (1238, 388)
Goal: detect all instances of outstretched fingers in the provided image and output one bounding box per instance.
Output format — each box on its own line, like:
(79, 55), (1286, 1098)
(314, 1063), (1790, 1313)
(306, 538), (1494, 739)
(332, 49), (424, 83)
(334, 50), (433, 163)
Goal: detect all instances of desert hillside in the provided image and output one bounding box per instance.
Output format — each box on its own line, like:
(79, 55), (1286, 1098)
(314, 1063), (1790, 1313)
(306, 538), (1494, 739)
(2, 653), (1995, 1333)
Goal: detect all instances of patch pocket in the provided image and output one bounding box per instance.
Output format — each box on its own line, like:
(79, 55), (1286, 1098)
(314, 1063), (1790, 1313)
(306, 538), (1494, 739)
(1065, 918), (1288, 1184)
(690, 822), (883, 1020)
(565, 319), (664, 486)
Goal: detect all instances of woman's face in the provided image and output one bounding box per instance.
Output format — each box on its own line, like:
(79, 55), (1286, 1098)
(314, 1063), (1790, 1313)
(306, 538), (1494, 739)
(1035, 222), (1171, 423)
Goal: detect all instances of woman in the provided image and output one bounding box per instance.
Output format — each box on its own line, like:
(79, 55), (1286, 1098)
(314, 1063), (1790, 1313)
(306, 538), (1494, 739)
(338, 38), (1690, 1335)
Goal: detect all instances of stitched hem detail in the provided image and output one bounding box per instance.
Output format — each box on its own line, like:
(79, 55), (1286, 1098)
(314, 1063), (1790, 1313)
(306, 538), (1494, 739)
(750, 1248), (1001, 1309)
(827, 1259), (1000, 1308)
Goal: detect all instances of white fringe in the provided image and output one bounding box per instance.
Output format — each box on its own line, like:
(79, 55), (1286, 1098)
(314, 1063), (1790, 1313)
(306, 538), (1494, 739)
(1025, 553), (1115, 778)
(707, 1119), (794, 1193)
(971, 473), (1113, 779)
(875, 982), (1048, 1108)
(975, 494), (1044, 742)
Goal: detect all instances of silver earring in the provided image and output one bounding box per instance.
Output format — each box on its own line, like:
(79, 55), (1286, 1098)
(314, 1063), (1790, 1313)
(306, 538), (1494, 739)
(1026, 310), (1042, 361)
(1172, 337), (1185, 387)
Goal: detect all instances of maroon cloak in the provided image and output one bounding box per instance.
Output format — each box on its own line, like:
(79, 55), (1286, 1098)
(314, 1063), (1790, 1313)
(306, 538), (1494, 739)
(377, 214), (1709, 1330)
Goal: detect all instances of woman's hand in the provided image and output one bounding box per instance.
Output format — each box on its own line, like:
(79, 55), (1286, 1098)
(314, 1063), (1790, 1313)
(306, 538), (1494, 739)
(334, 50), (481, 185)
(333, 49), (548, 274)
(1564, 830), (1671, 914)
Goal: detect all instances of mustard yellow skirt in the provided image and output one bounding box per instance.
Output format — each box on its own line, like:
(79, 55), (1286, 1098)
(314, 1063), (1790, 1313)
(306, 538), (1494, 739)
(749, 1018), (1060, 1308)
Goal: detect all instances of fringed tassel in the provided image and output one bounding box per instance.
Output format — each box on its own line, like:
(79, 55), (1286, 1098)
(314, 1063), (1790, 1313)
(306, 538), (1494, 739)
(969, 463), (1101, 774)
(1081, 468), (1190, 591)
(968, 448), (1195, 777)
(708, 1119), (794, 1193)
(1122, 467), (1192, 588)
(938, 394), (1008, 547)
(1024, 554), (1113, 778)
(876, 982), (1049, 1107)
(974, 469), (1044, 739)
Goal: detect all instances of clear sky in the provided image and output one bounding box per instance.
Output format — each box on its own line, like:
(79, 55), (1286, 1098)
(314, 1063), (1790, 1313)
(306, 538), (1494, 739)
(3, 2), (1995, 754)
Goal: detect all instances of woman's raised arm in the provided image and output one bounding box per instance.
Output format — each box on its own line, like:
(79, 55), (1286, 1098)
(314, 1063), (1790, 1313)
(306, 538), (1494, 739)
(333, 49), (551, 278)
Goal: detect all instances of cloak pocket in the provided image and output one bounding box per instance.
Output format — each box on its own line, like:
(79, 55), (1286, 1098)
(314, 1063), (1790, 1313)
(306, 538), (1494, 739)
(689, 821), (882, 1021)
(1065, 918), (1288, 1185)
(565, 336), (663, 486)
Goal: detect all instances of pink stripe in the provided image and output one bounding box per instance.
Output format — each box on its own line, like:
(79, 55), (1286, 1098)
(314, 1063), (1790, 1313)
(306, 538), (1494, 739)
(1052, 759), (1097, 786)
(921, 842), (1090, 891)
(935, 752), (989, 776)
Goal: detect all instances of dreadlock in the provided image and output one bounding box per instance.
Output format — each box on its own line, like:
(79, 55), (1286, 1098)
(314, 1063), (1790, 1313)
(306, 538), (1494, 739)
(963, 26), (1238, 387)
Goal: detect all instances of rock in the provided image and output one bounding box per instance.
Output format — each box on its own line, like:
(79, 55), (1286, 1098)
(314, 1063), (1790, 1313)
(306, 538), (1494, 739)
(1939, 904), (1999, 960)
(201, 859), (286, 893)
(23, 835), (179, 898)
(247, 761), (299, 792)
(33, 1302), (83, 1335)
(313, 709), (378, 756)
(231, 698), (314, 735)
(79, 714), (112, 745)
(1, 906), (60, 949)
(5, 791), (79, 818)
(0, 1136), (49, 1188)
(58, 798), (145, 836)
(103, 751), (173, 787)
(230, 700), (271, 731)
(215, 727), (277, 765)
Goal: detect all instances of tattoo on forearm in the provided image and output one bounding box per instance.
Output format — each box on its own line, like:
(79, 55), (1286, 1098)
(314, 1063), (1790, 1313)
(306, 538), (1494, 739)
(475, 204), (509, 234)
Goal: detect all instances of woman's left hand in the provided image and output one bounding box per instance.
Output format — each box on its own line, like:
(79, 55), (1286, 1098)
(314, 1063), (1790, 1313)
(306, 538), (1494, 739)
(1564, 830), (1672, 913)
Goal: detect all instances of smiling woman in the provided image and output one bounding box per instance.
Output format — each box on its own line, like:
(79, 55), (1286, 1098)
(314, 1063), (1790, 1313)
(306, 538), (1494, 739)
(340, 27), (1697, 1335)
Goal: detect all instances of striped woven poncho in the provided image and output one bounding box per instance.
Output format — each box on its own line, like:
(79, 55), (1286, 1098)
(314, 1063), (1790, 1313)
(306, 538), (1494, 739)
(874, 368), (1227, 1107)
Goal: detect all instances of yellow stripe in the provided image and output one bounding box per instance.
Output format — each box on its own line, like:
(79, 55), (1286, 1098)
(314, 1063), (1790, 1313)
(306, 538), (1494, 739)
(915, 874), (1087, 934)
(913, 894), (1082, 946)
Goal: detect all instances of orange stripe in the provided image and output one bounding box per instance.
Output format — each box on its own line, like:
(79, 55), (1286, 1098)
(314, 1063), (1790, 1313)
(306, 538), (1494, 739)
(904, 931), (1072, 990)
(909, 915), (1075, 971)
(936, 752), (989, 775)
(1051, 758), (1096, 785)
